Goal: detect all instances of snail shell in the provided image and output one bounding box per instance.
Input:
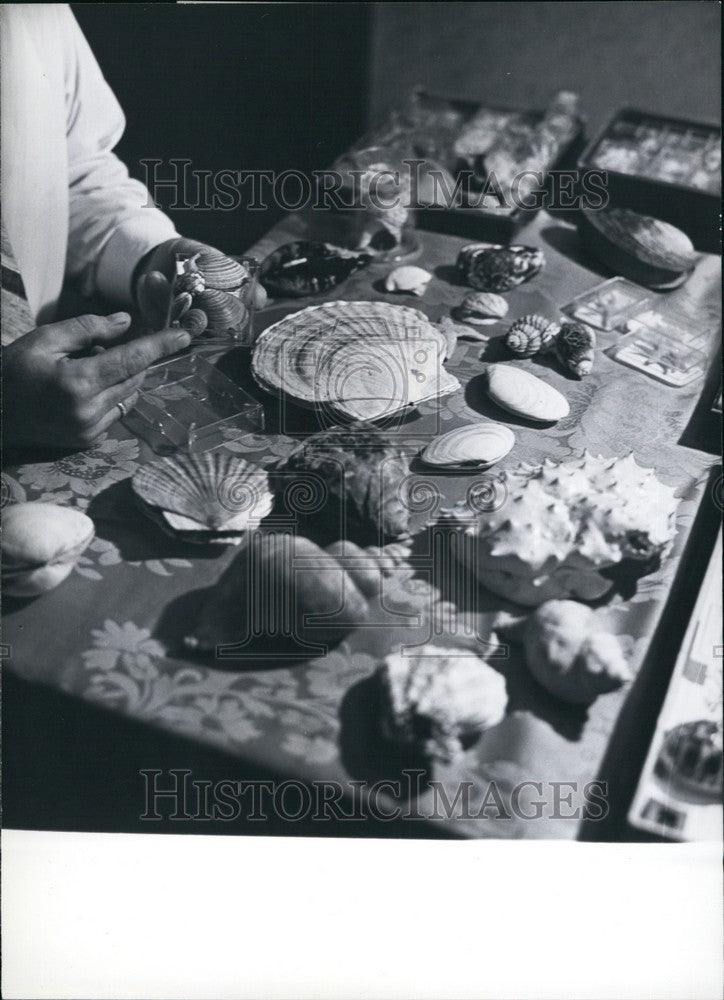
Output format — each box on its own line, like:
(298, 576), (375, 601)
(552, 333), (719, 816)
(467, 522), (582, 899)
(421, 422), (515, 470)
(2, 502), (95, 597)
(486, 364), (570, 423)
(505, 314), (560, 357)
(195, 288), (247, 332)
(555, 321), (596, 377)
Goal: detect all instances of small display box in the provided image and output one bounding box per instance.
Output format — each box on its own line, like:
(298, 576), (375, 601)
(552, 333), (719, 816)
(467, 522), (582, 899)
(607, 309), (709, 388)
(578, 109), (721, 252)
(562, 277), (651, 332)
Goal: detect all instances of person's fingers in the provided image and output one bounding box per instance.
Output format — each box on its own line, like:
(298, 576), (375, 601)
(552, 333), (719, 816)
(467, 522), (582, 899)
(94, 370), (147, 414)
(89, 327), (191, 388)
(46, 312), (132, 353)
(84, 388), (143, 441)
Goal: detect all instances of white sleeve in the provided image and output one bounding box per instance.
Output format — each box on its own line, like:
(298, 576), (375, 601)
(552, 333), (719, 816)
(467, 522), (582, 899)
(62, 7), (178, 306)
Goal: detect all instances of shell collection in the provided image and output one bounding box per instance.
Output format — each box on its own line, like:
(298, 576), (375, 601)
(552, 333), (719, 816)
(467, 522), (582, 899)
(504, 313), (597, 377)
(455, 291), (509, 325)
(2, 502), (95, 597)
(132, 452), (273, 543)
(421, 422), (515, 470)
(384, 265), (432, 296)
(485, 363), (570, 422)
(456, 243), (545, 292)
(173, 250), (253, 334)
(259, 241), (372, 298)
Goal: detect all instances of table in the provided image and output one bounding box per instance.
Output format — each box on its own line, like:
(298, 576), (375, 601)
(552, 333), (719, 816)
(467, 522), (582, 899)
(3, 209), (721, 839)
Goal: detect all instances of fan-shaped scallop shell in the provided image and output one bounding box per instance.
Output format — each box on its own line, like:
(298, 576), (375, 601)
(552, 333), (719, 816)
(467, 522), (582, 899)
(195, 251), (249, 291)
(505, 314), (560, 357)
(486, 364), (569, 422)
(421, 422), (515, 470)
(195, 288), (247, 331)
(555, 321), (596, 377)
(132, 453), (272, 532)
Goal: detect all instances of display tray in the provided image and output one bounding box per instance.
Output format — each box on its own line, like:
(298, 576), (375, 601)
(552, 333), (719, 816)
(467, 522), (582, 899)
(578, 108), (721, 252)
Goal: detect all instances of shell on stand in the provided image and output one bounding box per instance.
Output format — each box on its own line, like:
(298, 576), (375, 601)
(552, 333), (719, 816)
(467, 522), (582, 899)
(195, 288), (247, 332)
(456, 243), (545, 292)
(455, 291), (509, 325)
(421, 422), (515, 470)
(384, 265), (432, 296)
(555, 321), (596, 377)
(486, 364), (570, 423)
(260, 241), (372, 298)
(505, 314), (560, 357)
(132, 453), (273, 538)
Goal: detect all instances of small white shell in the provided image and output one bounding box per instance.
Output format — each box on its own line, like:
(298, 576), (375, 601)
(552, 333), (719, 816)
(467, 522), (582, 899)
(1, 502), (95, 596)
(486, 364), (570, 423)
(384, 265), (432, 296)
(421, 422), (515, 470)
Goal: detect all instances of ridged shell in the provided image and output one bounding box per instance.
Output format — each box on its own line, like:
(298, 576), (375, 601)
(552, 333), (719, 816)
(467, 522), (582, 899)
(456, 291), (509, 324)
(555, 321), (596, 377)
(505, 314), (560, 357)
(195, 250), (249, 291)
(421, 422), (515, 470)
(384, 265), (432, 296)
(195, 288), (247, 332)
(251, 301), (460, 421)
(486, 364), (569, 422)
(132, 453), (272, 533)
(181, 308), (209, 337)
(1, 502), (95, 596)
(456, 243), (544, 292)
(260, 241), (372, 298)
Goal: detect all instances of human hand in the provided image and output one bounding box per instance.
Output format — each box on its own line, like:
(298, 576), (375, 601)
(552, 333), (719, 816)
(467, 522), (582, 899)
(2, 312), (190, 450)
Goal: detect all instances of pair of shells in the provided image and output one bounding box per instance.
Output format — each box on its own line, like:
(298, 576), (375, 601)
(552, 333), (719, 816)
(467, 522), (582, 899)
(421, 421), (515, 470)
(132, 452), (273, 543)
(2, 502), (95, 597)
(456, 243), (545, 292)
(506, 314), (596, 377)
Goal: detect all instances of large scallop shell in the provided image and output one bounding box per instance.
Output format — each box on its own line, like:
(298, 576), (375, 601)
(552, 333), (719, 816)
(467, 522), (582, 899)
(195, 288), (247, 331)
(132, 453), (273, 533)
(421, 422), (515, 470)
(195, 250), (249, 291)
(486, 364), (570, 422)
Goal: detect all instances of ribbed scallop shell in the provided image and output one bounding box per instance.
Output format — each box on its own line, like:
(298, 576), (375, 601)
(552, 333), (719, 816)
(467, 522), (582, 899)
(456, 291), (509, 324)
(486, 364), (569, 422)
(555, 321), (596, 377)
(132, 453), (272, 532)
(195, 288), (247, 331)
(195, 250), (249, 291)
(505, 314), (560, 357)
(421, 422), (515, 470)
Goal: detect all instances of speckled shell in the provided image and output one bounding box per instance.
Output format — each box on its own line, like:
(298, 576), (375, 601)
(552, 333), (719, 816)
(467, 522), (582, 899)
(456, 291), (510, 325)
(456, 243), (545, 292)
(195, 250), (249, 291)
(384, 265), (432, 296)
(486, 364), (570, 423)
(132, 453), (272, 534)
(555, 321), (596, 377)
(195, 288), (247, 331)
(260, 241), (372, 298)
(2, 502), (95, 597)
(421, 422), (515, 470)
(505, 314), (560, 357)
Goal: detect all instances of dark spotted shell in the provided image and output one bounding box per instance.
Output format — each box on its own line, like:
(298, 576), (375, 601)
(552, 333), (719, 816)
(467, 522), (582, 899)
(456, 243), (545, 292)
(260, 241), (372, 298)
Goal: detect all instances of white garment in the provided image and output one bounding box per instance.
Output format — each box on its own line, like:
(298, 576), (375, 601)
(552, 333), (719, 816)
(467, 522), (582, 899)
(0, 3), (178, 326)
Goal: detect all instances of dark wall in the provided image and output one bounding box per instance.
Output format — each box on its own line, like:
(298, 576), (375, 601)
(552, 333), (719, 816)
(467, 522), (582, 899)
(72, 3), (370, 254)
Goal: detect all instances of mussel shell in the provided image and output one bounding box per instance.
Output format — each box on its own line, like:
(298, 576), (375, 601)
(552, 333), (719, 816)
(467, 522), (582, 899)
(260, 241), (372, 298)
(421, 422), (515, 470)
(456, 243), (544, 292)
(486, 364), (570, 423)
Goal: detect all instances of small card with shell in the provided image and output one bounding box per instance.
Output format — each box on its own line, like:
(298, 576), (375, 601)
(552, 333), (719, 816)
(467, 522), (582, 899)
(561, 277), (651, 332)
(606, 309), (708, 387)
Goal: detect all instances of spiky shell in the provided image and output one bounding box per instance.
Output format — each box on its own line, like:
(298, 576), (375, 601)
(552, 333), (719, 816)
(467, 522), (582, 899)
(195, 288), (247, 332)
(132, 453), (272, 534)
(486, 364), (570, 422)
(378, 645), (508, 763)
(421, 422), (515, 470)
(384, 265), (432, 296)
(505, 314), (561, 357)
(260, 241), (371, 298)
(555, 321), (596, 377)
(455, 291), (509, 325)
(456, 243), (544, 292)
(2, 503), (95, 597)
(195, 250), (249, 292)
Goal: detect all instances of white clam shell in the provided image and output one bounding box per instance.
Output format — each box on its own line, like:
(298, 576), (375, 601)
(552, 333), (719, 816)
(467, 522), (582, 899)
(486, 364), (570, 423)
(421, 422), (515, 470)
(384, 265), (432, 296)
(1, 502), (95, 596)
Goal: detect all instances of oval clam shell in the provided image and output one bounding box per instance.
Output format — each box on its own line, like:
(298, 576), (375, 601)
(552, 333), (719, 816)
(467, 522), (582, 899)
(132, 453), (272, 533)
(486, 364), (569, 423)
(421, 422), (515, 470)
(195, 288), (247, 331)
(195, 251), (249, 291)
(1, 502), (95, 596)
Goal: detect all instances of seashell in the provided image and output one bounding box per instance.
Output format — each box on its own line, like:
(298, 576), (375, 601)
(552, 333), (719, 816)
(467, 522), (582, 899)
(456, 243), (544, 292)
(384, 265), (432, 296)
(195, 288), (247, 332)
(260, 241), (372, 298)
(137, 271), (173, 331)
(170, 292), (193, 323)
(181, 308), (209, 338)
(495, 600), (631, 704)
(455, 291), (509, 325)
(195, 250), (249, 292)
(486, 364), (569, 423)
(555, 321), (596, 377)
(132, 453), (272, 535)
(378, 645), (508, 763)
(421, 422), (515, 470)
(252, 301), (460, 421)
(174, 253), (206, 296)
(578, 207), (699, 290)
(505, 314), (560, 357)
(656, 720), (723, 800)
(2, 502), (94, 597)
(183, 533), (369, 653)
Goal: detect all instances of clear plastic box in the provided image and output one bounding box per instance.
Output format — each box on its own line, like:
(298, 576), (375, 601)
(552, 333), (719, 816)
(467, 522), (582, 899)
(562, 277), (651, 332)
(607, 309), (709, 387)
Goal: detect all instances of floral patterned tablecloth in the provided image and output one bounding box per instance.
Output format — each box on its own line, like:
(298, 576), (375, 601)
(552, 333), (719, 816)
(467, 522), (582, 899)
(3, 211), (721, 838)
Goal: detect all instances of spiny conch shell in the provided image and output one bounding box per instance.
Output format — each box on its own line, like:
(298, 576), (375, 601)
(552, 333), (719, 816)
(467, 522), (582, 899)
(455, 291), (509, 325)
(555, 321), (596, 377)
(494, 600), (631, 704)
(1, 502), (95, 597)
(137, 271), (173, 331)
(486, 364), (570, 423)
(181, 308), (209, 337)
(657, 720), (723, 800)
(378, 645), (508, 763)
(259, 241), (372, 298)
(456, 243), (545, 292)
(505, 314), (560, 357)
(384, 265), (432, 296)
(421, 422), (515, 470)
(195, 250), (249, 292)
(195, 288), (247, 332)
(132, 453), (273, 540)
(183, 533), (369, 653)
